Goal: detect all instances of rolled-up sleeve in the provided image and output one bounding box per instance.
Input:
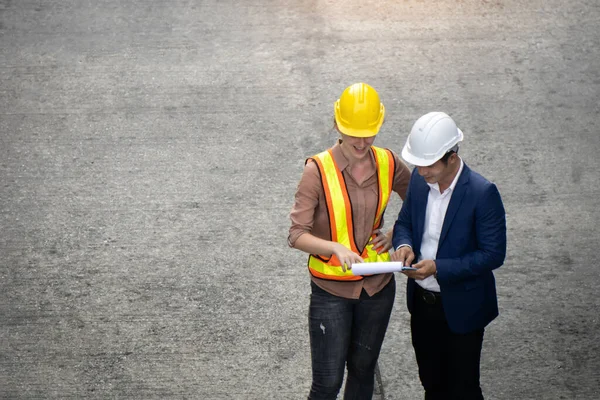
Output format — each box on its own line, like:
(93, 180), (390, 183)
(288, 160), (321, 247)
(392, 152), (411, 200)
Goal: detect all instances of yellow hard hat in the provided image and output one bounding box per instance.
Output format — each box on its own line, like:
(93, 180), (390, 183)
(334, 83), (385, 137)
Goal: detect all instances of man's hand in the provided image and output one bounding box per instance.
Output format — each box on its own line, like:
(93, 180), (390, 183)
(402, 259), (437, 280)
(332, 243), (364, 272)
(391, 246), (415, 266)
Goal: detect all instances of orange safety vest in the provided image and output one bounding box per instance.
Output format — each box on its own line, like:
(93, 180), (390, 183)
(307, 146), (395, 281)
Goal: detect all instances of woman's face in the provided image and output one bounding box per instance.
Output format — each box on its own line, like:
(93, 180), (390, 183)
(339, 133), (376, 161)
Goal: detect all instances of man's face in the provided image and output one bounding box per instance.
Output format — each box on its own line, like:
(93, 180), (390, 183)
(416, 154), (458, 185)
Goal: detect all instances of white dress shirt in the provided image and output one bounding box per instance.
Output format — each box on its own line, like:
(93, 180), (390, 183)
(416, 159), (464, 292)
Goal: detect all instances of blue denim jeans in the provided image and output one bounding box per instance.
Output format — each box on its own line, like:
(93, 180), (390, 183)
(307, 277), (396, 400)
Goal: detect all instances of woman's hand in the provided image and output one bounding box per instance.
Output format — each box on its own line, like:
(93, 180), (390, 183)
(369, 229), (392, 254)
(332, 242), (364, 272)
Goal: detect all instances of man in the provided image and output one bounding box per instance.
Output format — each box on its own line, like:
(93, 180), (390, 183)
(391, 112), (506, 400)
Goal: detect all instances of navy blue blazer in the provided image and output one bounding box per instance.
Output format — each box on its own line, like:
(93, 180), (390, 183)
(392, 163), (506, 334)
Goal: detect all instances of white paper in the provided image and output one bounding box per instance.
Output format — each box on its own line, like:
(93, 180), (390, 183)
(351, 261), (405, 276)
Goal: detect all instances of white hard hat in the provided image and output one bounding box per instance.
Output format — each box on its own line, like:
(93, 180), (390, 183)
(401, 112), (464, 166)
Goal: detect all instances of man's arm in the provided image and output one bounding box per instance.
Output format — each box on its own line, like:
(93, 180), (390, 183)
(436, 183), (507, 284)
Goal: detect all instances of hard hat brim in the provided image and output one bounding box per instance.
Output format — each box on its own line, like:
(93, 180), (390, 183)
(401, 143), (435, 166)
(335, 123), (382, 138)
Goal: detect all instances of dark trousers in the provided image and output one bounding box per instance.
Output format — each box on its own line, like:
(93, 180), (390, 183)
(307, 277), (395, 400)
(411, 285), (485, 400)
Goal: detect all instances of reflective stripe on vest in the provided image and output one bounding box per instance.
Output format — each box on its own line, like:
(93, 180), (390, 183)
(307, 146), (395, 281)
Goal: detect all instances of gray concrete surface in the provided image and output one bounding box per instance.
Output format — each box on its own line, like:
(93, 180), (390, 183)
(1, 0), (599, 399)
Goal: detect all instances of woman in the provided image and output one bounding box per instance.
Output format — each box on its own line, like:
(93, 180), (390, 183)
(289, 83), (411, 399)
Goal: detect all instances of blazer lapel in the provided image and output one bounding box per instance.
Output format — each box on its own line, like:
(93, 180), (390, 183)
(439, 165), (471, 246)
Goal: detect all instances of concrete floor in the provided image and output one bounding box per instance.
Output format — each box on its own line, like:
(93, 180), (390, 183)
(1, 0), (599, 399)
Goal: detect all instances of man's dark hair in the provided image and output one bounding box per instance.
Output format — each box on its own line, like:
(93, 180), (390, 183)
(440, 145), (460, 165)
